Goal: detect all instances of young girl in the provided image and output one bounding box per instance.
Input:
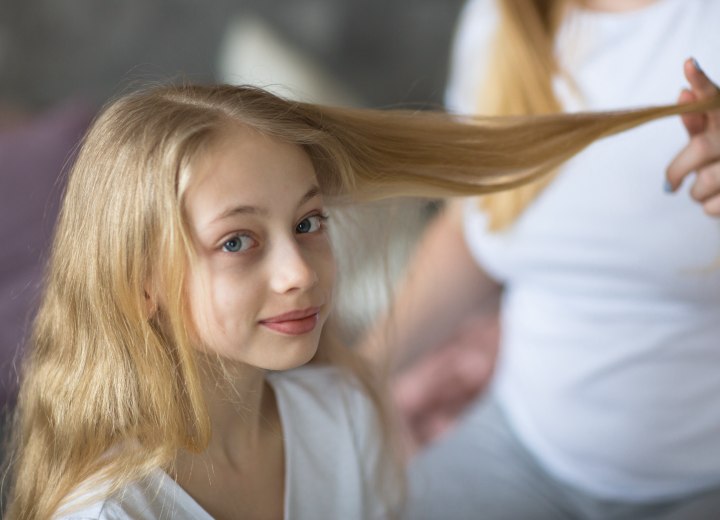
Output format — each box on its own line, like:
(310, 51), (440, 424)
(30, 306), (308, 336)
(4, 83), (718, 519)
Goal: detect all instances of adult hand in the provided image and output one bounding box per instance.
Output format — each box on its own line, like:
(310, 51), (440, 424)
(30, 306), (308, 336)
(392, 314), (499, 456)
(666, 58), (720, 216)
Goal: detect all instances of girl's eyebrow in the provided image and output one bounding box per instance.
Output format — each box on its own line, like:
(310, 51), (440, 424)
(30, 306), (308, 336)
(298, 185), (322, 207)
(210, 185), (322, 224)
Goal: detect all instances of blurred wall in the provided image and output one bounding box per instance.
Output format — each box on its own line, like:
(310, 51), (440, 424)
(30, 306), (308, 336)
(0, 0), (466, 110)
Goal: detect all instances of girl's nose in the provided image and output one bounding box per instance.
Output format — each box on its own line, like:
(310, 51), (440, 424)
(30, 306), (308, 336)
(268, 241), (318, 294)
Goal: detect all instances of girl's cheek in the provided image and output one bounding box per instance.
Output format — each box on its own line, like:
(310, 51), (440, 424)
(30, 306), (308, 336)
(316, 242), (336, 281)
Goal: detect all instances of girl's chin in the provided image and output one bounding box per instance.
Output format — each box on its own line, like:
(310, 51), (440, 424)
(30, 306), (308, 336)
(208, 341), (322, 372)
(193, 322), (326, 371)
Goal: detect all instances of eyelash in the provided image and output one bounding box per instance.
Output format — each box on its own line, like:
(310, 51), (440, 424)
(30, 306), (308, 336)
(296, 212), (329, 234)
(220, 212), (329, 253)
(221, 234), (255, 253)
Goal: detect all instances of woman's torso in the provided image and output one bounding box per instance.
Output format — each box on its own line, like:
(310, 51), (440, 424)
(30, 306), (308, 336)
(453, 0), (720, 501)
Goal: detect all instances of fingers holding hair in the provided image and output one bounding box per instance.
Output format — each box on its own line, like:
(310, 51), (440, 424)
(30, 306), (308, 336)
(666, 58), (720, 216)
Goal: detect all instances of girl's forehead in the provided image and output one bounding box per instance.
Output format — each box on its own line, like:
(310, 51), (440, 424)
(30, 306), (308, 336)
(194, 123), (303, 172)
(197, 126), (313, 182)
(180, 123), (286, 194)
(182, 125), (320, 227)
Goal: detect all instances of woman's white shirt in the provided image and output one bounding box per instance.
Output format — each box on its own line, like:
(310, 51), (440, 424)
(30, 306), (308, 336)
(452, 0), (720, 502)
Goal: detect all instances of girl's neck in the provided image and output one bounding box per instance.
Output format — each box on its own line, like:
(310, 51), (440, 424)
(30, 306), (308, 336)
(171, 358), (285, 519)
(194, 356), (279, 467)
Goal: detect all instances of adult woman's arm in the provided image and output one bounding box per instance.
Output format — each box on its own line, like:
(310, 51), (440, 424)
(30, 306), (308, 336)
(360, 199), (502, 372)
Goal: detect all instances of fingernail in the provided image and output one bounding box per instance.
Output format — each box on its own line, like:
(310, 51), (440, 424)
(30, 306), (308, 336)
(664, 180), (674, 193)
(691, 57), (703, 73)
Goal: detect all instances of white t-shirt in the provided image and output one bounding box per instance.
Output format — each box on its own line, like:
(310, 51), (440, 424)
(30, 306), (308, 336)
(56, 366), (394, 519)
(451, 0), (720, 502)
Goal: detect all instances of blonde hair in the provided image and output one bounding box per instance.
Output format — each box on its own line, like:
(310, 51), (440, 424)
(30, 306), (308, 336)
(477, 0), (570, 229)
(5, 83), (719, 519)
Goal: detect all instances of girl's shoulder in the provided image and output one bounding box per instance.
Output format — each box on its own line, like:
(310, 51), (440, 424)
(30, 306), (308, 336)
(267, 365), (397, 518)
(266, 364), (374, 424)
(54, 470), (211, 520)
(266, 363), (357, 387)
(266, 363), (382, 466)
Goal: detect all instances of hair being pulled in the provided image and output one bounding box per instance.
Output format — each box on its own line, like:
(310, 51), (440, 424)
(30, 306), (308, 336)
(4, 82), (718, 519)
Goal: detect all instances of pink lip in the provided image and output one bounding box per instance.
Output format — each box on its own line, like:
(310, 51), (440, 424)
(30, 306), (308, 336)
(259, 307), (321, 335)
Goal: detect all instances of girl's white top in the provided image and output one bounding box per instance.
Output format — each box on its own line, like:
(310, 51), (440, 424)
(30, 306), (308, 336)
(451, 0), (720, 502)
(56, 366), (393, 519)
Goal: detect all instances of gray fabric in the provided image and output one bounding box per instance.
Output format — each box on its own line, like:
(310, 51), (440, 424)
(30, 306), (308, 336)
(405, 398), (720, 520)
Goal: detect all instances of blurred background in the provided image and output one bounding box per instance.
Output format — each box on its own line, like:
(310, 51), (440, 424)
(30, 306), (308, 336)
(0, 0), (467, 110)
(0, 0), (469, 407)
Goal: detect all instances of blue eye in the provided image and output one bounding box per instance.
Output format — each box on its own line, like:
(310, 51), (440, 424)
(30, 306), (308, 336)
(222, 235), (254, 253)
(296, 214), (326, 234)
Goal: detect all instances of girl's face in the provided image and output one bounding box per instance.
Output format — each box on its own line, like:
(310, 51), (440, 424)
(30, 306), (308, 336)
(182, 124), (335, 370)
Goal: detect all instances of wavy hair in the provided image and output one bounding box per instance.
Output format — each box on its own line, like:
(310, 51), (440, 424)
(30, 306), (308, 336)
(4, 83), (719, 519)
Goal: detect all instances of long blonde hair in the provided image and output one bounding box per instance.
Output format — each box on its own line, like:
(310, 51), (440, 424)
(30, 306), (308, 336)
(5, 83), (719, 519)
(478, 0), (570, 229)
